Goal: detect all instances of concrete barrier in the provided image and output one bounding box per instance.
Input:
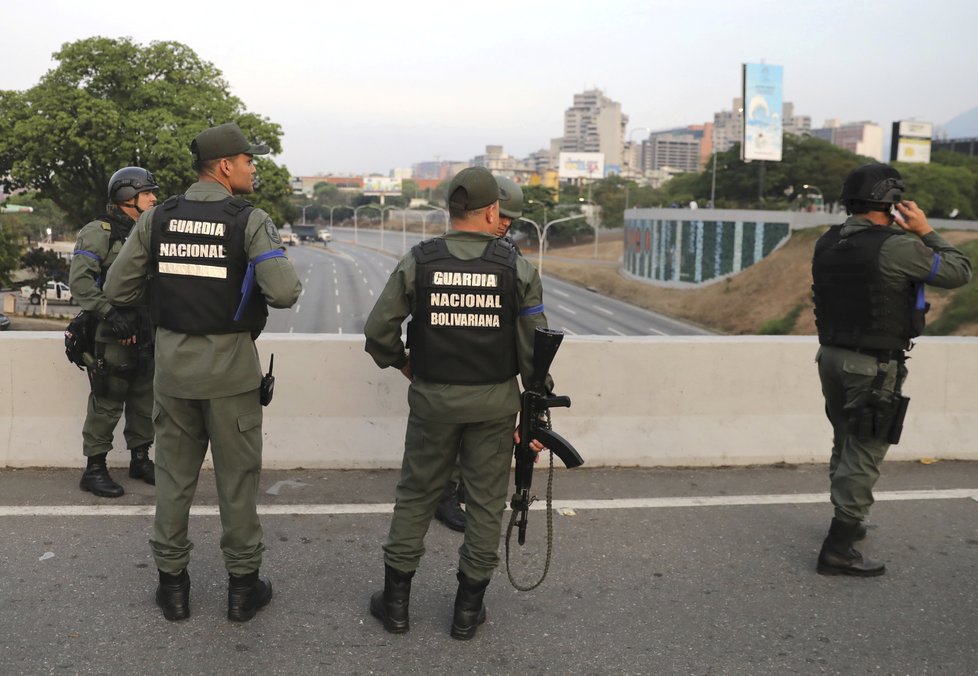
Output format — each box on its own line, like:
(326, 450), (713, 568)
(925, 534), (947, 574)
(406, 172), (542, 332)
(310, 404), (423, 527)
(2, 332), (977, 468)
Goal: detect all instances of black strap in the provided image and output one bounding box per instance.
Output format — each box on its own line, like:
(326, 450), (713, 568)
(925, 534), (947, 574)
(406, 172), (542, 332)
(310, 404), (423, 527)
(412, 237), (451, 264)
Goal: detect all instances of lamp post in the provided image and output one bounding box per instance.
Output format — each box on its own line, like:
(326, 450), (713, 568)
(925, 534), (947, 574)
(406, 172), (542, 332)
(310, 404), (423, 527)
(578, 195), (602, 259)
(802, 184), (823, 212)
(374, 205), (395, 250)
(518, 214), (585, 278)
(301, 203), (313, 225)
(353, 204), (376, 245)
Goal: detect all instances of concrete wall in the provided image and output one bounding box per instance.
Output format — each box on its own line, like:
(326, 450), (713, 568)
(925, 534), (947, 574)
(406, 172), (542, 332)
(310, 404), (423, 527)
(2, 333), (977, 469)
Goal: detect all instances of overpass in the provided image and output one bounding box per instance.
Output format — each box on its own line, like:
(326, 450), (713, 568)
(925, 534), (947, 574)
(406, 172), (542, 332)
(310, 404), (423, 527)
(3, 333), (977, 468)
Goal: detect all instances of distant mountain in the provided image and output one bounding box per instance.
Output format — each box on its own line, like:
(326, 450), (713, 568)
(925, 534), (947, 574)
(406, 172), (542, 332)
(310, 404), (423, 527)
(940, 105), (978, 138)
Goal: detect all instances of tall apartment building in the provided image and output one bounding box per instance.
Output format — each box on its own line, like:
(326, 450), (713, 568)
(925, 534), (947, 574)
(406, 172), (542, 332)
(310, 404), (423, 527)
(812, 120), (884, 161)
(782, 102), (812, 136)
(638, 123), (714, 174)
(560, 88), (628, 168)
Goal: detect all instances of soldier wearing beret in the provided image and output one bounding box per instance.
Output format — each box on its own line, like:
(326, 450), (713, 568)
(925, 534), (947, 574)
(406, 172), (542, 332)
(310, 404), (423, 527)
(364, 166), (550, 640)
(105, 122), (301, 622)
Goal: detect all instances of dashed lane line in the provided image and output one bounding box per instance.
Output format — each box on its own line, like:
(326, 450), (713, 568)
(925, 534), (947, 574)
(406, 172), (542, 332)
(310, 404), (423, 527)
(557, 304), (577, 315)
(0, 489), (974, 517)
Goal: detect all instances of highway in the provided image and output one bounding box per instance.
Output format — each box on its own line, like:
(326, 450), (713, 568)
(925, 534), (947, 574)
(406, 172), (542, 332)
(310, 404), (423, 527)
(265, 227), (710, 336)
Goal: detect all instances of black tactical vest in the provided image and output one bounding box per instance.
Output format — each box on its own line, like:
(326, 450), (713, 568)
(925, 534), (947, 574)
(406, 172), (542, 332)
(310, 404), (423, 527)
(407, 237), (519, 385)
(812, 225), (916, 350)
(149, 196), (267, 334)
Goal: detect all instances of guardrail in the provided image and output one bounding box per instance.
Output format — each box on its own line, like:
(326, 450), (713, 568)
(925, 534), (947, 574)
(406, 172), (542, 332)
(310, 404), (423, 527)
(2, 333), (977, 468)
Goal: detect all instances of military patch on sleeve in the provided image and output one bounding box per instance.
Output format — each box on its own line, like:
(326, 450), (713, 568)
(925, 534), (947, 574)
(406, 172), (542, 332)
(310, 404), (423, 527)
(100, 221), (111, 231)
(264, 218), (283, 245)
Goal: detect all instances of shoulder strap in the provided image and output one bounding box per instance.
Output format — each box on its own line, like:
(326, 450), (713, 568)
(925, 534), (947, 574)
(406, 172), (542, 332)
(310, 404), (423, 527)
(481, 238), (517, 269)
(412, 237), (451, 264)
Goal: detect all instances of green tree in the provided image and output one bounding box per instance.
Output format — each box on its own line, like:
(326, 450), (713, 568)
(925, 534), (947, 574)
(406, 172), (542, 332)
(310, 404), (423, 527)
(0, 37), (291, 226)
(20, 247), (67, 290)
(0, 227), (23, 286)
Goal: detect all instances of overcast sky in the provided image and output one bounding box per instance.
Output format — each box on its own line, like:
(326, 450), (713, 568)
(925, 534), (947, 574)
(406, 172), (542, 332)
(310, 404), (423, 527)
(2, 0), (975, 175)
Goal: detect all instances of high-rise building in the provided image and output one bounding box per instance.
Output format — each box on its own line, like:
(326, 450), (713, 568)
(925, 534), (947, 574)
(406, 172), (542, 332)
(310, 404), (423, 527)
(560, 88), (629, 168)
(783, 102), (812, 137)
(812, 120), (884, 161)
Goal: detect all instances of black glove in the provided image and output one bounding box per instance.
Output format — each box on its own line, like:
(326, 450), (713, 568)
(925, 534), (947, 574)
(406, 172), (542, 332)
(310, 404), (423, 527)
(104, 308), (135, 341)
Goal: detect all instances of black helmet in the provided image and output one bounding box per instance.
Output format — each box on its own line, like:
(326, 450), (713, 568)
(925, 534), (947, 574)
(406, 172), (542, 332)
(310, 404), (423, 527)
(495, 176), (523, 219)
(839, 163), (905, 212)
(108, 167), (159, 203)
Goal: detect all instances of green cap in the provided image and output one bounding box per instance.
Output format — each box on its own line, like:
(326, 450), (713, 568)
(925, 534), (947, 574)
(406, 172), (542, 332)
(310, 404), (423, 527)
(495, 175), (523, 218)
(447, 167), (499, 212)
(191, 123), (270, 162)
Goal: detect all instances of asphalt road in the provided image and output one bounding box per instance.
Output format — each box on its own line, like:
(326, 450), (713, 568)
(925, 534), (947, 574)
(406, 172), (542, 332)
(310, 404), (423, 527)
(1, 462), (976, 674)
(265, 230), (710, 336)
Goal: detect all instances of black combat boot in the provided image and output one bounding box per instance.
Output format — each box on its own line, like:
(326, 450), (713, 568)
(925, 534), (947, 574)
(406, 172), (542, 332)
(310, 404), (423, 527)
(852, 521), (868, 542)
(450, 571), (489, 640)
(227, 571), (273, 622)
(129, 445), (156, 485)
(434, 482), (466, 532)
(817, 517), (885, 577)
(79, 454), (124, 498)
(369, 564), (415, 634)
(156, 569), (191, 621)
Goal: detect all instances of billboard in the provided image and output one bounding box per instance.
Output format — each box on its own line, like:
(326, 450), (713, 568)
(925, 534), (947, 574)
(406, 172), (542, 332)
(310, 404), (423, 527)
(362, 176), (402, 196)
(558, 152), (605, 179)
(890, 120), (933, 164)
(741, 63), (784, 162)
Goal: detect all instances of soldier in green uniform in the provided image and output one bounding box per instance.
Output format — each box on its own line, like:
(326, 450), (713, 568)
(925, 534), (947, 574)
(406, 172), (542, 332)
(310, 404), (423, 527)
(70, 167), (159, 497)
(434, 174), (525, 532)
(365, 166), (548, 640)
(812, 163), (971, 576)
(104, 123), (301, 622)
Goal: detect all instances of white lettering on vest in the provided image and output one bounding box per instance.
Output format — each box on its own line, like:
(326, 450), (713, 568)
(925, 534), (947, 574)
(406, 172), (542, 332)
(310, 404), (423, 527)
(159, 243), (227, 259)
(429, 312), (501, 328)
(431, 271), (498, 288)
(429, 292), (501, 309)
(166, 219), (227, 237)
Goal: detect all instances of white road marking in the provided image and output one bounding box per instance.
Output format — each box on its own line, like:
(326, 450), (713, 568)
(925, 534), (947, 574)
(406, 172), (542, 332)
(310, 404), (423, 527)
(550, 288), (570, 298)
(335, 289), (339, 296)
(557, 304), (576, 315)
(289, 326), (294, 334)
(336, 304), (341, 313)
(593, 305), (614, 316)
(295, 304), (301, 313)
(369, 289), (374, 297)
(608, 327), (625, 336)
(2, 489), (974, 517)
(647, 326), (666, 335)
(301, 289), (306, 297)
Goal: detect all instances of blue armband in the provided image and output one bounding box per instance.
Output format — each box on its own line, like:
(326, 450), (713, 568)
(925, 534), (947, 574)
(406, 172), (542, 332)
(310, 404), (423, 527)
(519, 304), (545, 317)
(234, 249), (288, 321)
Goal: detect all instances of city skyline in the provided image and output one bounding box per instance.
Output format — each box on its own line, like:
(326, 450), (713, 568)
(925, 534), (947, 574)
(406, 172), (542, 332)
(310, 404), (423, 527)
(2, 0), (976, 175)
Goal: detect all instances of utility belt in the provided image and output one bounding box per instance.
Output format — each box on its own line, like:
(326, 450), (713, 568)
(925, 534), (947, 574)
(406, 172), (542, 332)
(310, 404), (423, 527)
(844, 351), (910, 445)
(837, 345), (905, 362)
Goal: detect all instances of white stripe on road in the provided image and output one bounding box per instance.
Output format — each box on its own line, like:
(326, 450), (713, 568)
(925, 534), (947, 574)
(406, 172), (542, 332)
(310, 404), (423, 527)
(0, 489), (974, 517)
(294, 304), (301, 313)
(550, 288), (569, 298)
(647, 326), (666, 335)
(557, 304), (577, 315)
(593, 305), (614, 316)
(608, 327), (625, 336)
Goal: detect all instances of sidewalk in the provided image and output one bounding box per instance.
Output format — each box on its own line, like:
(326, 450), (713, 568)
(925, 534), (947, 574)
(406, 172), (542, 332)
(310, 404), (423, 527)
(1, 462), (976, 674)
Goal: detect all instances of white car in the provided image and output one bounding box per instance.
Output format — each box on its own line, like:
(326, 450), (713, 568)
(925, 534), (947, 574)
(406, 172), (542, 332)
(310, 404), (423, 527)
(318, 229), (332, 243)
(21, 280), (75, 305)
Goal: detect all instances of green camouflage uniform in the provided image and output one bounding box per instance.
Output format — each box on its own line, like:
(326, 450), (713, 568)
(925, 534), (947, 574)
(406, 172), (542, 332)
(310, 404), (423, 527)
(69, 216), (154, 458)
(364, 230), (550, 582)
(104, 181), (301, 575)
(816, 216), (971, 523)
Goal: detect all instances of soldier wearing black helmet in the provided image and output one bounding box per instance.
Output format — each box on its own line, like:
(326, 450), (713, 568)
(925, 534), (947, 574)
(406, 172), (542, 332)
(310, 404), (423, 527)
(69, 166), (159, 498)
(811, 162), (971, 576)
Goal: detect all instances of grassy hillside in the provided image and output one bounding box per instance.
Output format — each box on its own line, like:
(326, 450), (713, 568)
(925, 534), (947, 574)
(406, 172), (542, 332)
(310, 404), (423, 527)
(544, 229), (978, 336)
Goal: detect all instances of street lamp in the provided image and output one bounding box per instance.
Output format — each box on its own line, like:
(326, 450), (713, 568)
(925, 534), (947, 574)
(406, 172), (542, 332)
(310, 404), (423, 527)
(802, 184), (823, 211)
(518, 214), (585, 278)
(353, 204), (377, 244)
(578, 196), (602, 259)
(374, 205), (396, 250)
(323, 204), (347, 231)
(301, 203), (313, 225)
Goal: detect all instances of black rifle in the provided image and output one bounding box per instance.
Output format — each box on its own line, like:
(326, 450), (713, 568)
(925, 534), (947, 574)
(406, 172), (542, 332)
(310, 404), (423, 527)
(510, 327), (584, 546)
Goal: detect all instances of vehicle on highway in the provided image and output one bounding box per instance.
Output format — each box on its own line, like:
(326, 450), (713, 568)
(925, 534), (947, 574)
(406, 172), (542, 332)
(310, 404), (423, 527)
(20, 280), (75, 305)
(318, 229), (332, 243)
(0, 311), (10, 330)
(281, 232), (298, 246)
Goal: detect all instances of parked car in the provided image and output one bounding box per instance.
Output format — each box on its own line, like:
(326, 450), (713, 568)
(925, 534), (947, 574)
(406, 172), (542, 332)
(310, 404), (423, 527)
(0, 312), (10, 331)
(20, 280), (75, 305)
